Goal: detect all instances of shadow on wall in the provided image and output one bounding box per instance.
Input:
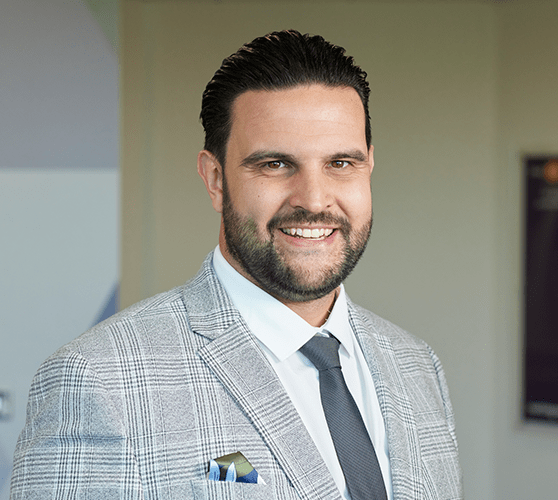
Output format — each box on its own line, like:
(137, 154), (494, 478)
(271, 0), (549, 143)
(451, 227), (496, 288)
(0, 447), (9, 497)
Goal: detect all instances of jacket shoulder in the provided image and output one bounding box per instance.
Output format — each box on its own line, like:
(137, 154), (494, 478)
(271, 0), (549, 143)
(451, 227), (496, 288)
(349, 301), (431, 351)
(60, 254), (221, 360)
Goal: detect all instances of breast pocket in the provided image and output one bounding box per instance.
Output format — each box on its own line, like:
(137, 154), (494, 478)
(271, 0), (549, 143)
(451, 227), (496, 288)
(189, 479), (299, 500)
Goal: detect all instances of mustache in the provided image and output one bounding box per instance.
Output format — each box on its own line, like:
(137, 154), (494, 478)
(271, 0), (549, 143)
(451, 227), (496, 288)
(267, 209), (351, 232)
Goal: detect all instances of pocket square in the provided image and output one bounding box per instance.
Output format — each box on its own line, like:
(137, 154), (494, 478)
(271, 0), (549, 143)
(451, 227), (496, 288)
(207, 451), (266, 484)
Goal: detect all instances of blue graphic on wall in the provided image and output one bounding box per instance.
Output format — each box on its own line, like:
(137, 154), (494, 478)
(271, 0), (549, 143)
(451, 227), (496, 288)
(93, 283), (119, 326)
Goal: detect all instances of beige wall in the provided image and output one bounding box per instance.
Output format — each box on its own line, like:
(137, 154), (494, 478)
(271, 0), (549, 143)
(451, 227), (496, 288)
(121, 1), (558, 498)
(494, 2), (558, 498)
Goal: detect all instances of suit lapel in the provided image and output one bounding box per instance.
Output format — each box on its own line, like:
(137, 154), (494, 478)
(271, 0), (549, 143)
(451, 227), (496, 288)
(348, 302), (424, 500)
(183, 255), (341, 500)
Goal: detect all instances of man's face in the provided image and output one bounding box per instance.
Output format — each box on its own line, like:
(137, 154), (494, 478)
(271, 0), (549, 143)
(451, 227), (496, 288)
(218, 84), (373, 302)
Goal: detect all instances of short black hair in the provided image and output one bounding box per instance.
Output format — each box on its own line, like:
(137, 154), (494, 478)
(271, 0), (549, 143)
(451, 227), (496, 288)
(200, 30), (371, 167)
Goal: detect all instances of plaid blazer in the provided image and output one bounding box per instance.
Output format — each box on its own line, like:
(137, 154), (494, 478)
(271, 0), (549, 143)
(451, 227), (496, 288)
(11, 253), (462, 499)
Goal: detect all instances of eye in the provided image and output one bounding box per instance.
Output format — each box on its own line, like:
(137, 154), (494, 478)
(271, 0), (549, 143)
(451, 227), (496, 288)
(330, 160), (350, 169)
(264, 160), (287, 170)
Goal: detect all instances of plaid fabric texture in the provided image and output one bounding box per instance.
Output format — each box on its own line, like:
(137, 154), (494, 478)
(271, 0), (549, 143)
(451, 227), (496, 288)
(10, 253), (462, 499)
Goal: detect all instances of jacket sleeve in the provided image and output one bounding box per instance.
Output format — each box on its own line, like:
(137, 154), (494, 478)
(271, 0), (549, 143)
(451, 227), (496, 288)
(424, 344), (464, 500)
(10, 348), (144, 499)
(427, 345), (459, 452)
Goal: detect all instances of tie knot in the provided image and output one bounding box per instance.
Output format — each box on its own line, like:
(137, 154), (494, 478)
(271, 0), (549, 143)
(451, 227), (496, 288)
(300, 335), (341, 371)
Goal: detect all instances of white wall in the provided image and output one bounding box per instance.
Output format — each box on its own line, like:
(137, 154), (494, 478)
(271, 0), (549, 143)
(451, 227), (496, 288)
(0, 1), (119, 498)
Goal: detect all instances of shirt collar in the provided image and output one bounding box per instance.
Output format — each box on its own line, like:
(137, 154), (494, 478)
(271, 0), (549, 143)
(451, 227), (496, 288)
(212, 245), (355, 362)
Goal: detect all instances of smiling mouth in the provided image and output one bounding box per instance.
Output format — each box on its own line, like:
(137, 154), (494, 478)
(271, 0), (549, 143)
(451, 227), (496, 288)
(280, 227), (335, 239)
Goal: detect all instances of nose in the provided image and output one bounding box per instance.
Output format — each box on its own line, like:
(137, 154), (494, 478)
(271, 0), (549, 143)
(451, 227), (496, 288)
(288, 167), (334, 213)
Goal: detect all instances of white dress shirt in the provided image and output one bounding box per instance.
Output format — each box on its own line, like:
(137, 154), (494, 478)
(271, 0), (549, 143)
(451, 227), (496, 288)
(212, 245), (393, 500)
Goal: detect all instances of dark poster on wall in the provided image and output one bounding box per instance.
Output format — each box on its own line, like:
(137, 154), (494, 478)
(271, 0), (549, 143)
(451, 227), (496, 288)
(524, 156), (558, 423)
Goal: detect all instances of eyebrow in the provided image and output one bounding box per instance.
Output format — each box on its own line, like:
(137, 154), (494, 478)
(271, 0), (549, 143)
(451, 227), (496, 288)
(240, 151), (298, 167)
(333, 149), (369, 162)
(240, 148), (369, 167)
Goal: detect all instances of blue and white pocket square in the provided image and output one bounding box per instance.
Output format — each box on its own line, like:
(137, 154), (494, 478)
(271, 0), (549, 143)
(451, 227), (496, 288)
(207, 451), (266, 484)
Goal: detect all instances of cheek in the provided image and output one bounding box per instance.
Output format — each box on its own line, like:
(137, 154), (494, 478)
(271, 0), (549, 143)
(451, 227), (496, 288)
(242, 181), (285, 213)
(341, 184), (372, 219)
(228, 183), (279, 230)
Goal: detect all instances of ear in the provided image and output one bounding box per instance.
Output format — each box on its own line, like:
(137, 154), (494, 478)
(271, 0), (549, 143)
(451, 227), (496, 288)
(197, 150), (224, 213)
(368, 145), (375, 175)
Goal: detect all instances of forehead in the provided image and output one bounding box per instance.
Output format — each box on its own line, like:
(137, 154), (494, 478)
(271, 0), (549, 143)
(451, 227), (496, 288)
(228, 85), (367, 155)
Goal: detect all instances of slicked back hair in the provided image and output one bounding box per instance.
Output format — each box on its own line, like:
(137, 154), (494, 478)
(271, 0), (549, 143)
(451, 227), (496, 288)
(200, 30), (371, 168)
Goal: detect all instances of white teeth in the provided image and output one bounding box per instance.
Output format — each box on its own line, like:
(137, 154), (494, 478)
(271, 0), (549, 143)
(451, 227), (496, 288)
(281, 228), (334, 239)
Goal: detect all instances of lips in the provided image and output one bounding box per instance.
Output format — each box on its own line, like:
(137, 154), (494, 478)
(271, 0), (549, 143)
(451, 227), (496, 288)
(268, 209), (349, 242)
(280, 227), (335, 239)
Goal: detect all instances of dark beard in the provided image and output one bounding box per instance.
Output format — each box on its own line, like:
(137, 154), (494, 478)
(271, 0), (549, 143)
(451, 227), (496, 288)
(221, 179), (372, 302)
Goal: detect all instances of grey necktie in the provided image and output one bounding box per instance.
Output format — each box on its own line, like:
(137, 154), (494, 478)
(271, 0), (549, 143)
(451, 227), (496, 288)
(300, 335), (387, 500)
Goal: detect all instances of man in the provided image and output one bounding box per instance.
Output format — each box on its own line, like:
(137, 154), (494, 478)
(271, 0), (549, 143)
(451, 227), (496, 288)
(11, 30), (462, 499)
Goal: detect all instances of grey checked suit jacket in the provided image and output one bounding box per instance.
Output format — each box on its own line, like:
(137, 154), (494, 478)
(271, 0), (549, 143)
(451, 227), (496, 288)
(11, 253), (462, 500)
